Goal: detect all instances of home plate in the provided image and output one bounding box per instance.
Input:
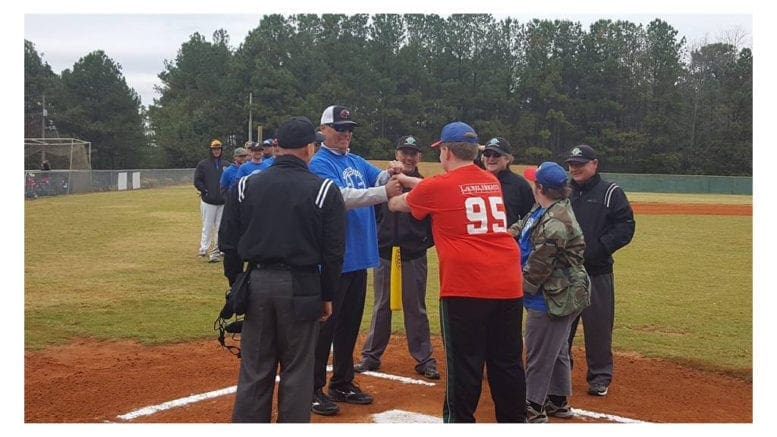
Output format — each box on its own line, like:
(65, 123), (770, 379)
(372, 409), (440, 423)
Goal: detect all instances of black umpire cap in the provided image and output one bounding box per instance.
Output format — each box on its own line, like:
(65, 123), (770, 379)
(277, 117), (326, 149)
(565, 145), (597, 163)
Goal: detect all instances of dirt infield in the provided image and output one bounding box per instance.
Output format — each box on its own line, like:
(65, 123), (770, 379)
(24, 334), (751, 423)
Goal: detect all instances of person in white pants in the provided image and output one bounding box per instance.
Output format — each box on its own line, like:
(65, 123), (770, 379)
(200, 200), (224, 261)
(194, 139), (227, 262)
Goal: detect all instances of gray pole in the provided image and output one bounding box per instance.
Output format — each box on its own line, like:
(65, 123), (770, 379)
(41, 94), (47, 162)
(248, 92), (253, 142)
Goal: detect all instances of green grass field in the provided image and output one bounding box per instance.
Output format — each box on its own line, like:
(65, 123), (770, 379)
(23, 183), (752, 379)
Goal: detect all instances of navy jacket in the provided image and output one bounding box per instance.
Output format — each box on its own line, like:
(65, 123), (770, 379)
(194, 155), (226, 205)
(569, 173), (636, 275)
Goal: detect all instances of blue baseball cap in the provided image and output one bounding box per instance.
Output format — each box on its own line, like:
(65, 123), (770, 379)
(523, 162), (568, 189)
(431, 121), (479, 148)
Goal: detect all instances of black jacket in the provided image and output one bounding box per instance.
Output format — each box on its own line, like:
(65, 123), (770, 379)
(375, 168), (433, 261)
(497, 168), (535, 226)
(569, 173), (636, 276)
(219, 155), (346, 301)
(194, 155), (226, 205)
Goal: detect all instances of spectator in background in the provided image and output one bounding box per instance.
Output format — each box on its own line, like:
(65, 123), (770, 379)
(481, 137), (534, 225)
(194, 139), (227, 263)
(236, 142), (268, 179)
(564, 145), (635, 397)
(354, 135), (439, 380)
(261, 138), (276, 167)
(220, 146), (249, 195)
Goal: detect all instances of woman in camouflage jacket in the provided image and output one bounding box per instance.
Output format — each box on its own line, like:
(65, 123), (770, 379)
(509, 162), (591, 423)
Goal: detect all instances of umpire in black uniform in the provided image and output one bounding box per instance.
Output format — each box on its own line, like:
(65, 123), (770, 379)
(221, 116), (346, 423)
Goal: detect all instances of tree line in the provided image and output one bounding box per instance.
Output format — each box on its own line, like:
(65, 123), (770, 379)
(24, 14), (752, 175)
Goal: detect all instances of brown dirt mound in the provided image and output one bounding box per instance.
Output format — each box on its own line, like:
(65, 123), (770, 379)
(24, 334), (751, 423)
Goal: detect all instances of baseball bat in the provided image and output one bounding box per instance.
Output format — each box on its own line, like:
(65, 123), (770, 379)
(390, 245), (402, 311)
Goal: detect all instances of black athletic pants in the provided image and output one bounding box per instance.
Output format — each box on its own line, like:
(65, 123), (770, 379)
(313, 269), (368, 391)
(440, 296), (526, 423)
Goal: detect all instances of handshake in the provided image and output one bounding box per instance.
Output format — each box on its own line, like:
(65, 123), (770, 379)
(383, 160), (421, 199)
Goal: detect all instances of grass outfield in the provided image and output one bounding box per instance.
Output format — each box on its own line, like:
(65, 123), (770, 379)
(23, 184), (752, 377)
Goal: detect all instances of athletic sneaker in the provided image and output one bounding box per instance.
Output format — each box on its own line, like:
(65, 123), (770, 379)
(353, 361), (380, 373)
(588, 385), (609, 396)
(545, 399), (574, 418)
(526, 402), (548, 423)
(208, 253), (221, 263)
(311, 389), (340, 416)
(328, 382), (374, 404)
(419, 366), (441, 380)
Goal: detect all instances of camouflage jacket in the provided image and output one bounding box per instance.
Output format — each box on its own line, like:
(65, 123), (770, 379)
(516, 198), (591, 318)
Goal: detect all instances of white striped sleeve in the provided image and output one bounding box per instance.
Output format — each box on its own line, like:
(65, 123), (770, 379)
(237, 175), (248, 203)
(604, 183), (618, 208)
(316, 179), (334, 209)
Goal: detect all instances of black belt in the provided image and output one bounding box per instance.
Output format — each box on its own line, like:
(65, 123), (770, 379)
(254, 263), (317, 272)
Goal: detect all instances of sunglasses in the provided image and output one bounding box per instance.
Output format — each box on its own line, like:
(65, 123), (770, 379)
(482, 151), (503, 158)
(328, 124), (355, 133)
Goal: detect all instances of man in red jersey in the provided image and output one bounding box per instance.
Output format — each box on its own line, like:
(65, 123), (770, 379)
(389, 121), (526, 423)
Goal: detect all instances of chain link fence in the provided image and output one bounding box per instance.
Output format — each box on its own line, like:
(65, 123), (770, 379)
(24, 169), (195, 199)
(23, 168), (753, 199)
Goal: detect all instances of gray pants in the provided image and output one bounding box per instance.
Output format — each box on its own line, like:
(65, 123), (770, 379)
(525, 309), (578, 405)
(360, 256), (435, 373)
(568, 273), (614, 388)
(232, 269), (319, 423)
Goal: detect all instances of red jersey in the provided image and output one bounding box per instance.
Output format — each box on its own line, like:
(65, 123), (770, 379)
(406, 164), (523, 299)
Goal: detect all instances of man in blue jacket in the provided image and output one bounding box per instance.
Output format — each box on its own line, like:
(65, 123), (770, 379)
(220, 146), (249, 195)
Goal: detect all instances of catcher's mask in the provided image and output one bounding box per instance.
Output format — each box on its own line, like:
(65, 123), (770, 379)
(215, 287), (243, 358)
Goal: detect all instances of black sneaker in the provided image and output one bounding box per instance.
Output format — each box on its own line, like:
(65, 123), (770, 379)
(545, 399), (574, 418)
(328, 382), (374, 404)
(311, 388), (339, 416)
(588, 385), (609, 396)
(526, 402), (548, 423)
(419, 366), (441, 380)
(353, 361), (379, 373)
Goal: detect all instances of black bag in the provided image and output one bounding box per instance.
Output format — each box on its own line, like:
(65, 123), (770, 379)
(219, 269), (251, 319)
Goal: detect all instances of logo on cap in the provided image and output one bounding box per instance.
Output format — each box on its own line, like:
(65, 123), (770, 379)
(487, 138), (499, 146)
(339, 109), (351, 120)
(570, 147), (582, 157)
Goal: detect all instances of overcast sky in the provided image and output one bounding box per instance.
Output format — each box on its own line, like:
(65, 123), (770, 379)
(21, 0), (755, 108)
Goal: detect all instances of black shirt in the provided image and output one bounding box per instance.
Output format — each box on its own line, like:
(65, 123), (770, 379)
(375, 168), (433, 261)
(219, 155), (346, 301)
(496, 168), (535, 226)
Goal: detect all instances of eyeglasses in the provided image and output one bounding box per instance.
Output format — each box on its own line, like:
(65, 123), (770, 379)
(482, 151), (503, 158)
(328, 124), (355, 133)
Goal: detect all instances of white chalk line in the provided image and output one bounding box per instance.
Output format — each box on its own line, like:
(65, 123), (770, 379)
(357, 369), (436, 386)
(117, 385), (237, 421)
(115, 365), (643, 423)
(372, 408), (646, 423)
